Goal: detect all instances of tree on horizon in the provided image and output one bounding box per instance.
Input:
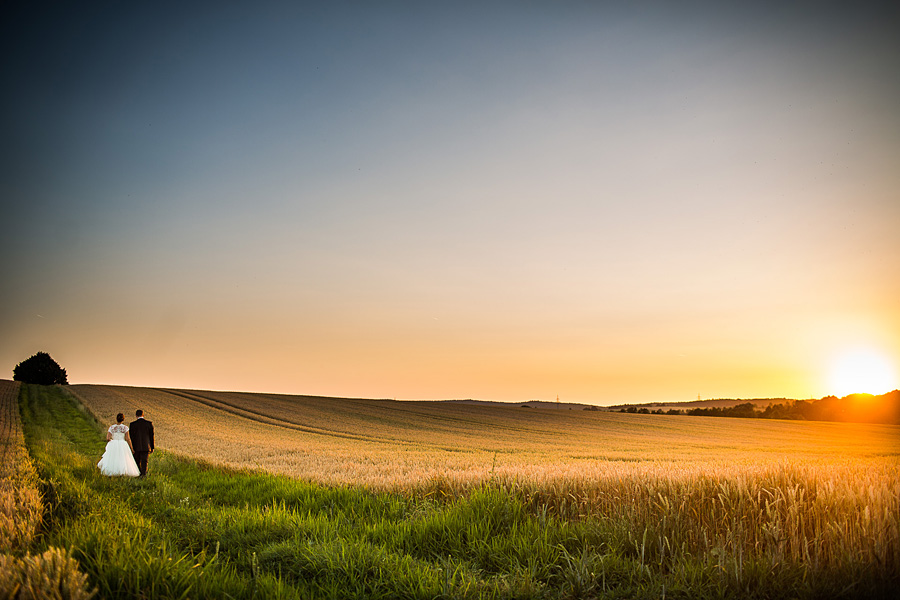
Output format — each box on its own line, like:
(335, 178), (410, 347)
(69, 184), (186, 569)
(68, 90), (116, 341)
(13, 351), (68, 385)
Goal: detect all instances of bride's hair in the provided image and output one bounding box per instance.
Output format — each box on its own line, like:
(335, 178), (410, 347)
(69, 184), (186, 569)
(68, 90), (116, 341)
(116, 413), (124, 423)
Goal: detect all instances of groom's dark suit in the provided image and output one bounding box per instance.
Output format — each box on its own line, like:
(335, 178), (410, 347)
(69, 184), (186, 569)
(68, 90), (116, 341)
(129, 417), (154, 477)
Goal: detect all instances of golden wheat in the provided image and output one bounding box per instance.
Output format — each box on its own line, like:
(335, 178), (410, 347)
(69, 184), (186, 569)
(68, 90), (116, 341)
(0, 379), (41, 554)
(68, 383), (900, 574)
(69, 384), (898, 488)
(0, 547), (96, 600)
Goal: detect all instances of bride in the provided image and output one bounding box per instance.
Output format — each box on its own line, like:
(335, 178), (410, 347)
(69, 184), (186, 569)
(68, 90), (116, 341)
(97, 413), (141, 477)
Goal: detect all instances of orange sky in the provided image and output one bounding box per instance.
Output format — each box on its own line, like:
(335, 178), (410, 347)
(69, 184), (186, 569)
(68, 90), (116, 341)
(2, 2), (899, 404)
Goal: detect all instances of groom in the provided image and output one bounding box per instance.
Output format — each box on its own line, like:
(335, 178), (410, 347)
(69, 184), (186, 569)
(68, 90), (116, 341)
(129, 409), (154, 477)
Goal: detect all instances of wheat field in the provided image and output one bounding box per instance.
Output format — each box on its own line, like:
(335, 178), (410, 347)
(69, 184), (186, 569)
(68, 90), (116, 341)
(11, 382), (899, 591)
(69, 384), (899, 492)
(70, 383), (900, 571)
(0, 379), (41, 554)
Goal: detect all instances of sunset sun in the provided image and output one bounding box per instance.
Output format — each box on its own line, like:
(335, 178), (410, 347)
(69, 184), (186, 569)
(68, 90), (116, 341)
(829, 349), (898, 397)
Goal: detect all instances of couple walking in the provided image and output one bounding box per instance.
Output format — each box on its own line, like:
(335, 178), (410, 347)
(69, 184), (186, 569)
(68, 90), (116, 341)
(97, 409), (154, 477)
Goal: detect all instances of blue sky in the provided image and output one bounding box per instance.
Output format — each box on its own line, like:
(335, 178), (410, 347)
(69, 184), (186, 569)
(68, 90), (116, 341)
(2, 1), (898, 403)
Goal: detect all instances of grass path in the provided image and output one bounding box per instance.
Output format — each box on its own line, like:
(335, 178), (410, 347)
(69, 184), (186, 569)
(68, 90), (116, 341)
(13, 383), (899, 599)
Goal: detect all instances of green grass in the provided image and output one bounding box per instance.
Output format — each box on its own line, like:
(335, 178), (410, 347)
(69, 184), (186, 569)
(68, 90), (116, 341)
(17, 384), (897, 599)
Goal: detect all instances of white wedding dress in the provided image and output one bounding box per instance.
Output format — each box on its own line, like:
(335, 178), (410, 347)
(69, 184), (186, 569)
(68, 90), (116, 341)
(98, 424), (140, 477)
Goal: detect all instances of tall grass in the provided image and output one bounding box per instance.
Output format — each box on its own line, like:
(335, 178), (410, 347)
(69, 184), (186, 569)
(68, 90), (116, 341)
(12, 382), (900, 598)
(490, 461), (900, 576)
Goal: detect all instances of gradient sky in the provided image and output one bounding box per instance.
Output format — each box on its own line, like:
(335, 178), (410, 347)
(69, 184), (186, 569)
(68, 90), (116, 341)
(2, 1), (899, 404)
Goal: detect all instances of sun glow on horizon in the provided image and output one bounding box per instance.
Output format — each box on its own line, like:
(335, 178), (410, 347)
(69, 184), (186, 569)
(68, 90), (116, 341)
(829, 348), (898, 397)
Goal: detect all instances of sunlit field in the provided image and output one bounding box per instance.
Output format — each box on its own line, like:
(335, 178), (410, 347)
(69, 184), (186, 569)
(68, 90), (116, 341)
(6, 381), (898, 598)
(70, 384), (900, 584)
(69, 384), (899, 492)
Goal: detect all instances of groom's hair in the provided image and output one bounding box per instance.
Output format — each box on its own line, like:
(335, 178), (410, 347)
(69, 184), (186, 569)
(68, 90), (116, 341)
(135, 409), (143, 417)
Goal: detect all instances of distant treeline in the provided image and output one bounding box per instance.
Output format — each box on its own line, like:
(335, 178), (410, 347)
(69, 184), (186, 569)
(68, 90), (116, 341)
(617, 390), (900, 425)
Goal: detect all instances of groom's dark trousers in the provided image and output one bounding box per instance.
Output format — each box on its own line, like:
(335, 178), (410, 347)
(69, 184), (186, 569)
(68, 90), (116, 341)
(129, 417), (154, 477)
